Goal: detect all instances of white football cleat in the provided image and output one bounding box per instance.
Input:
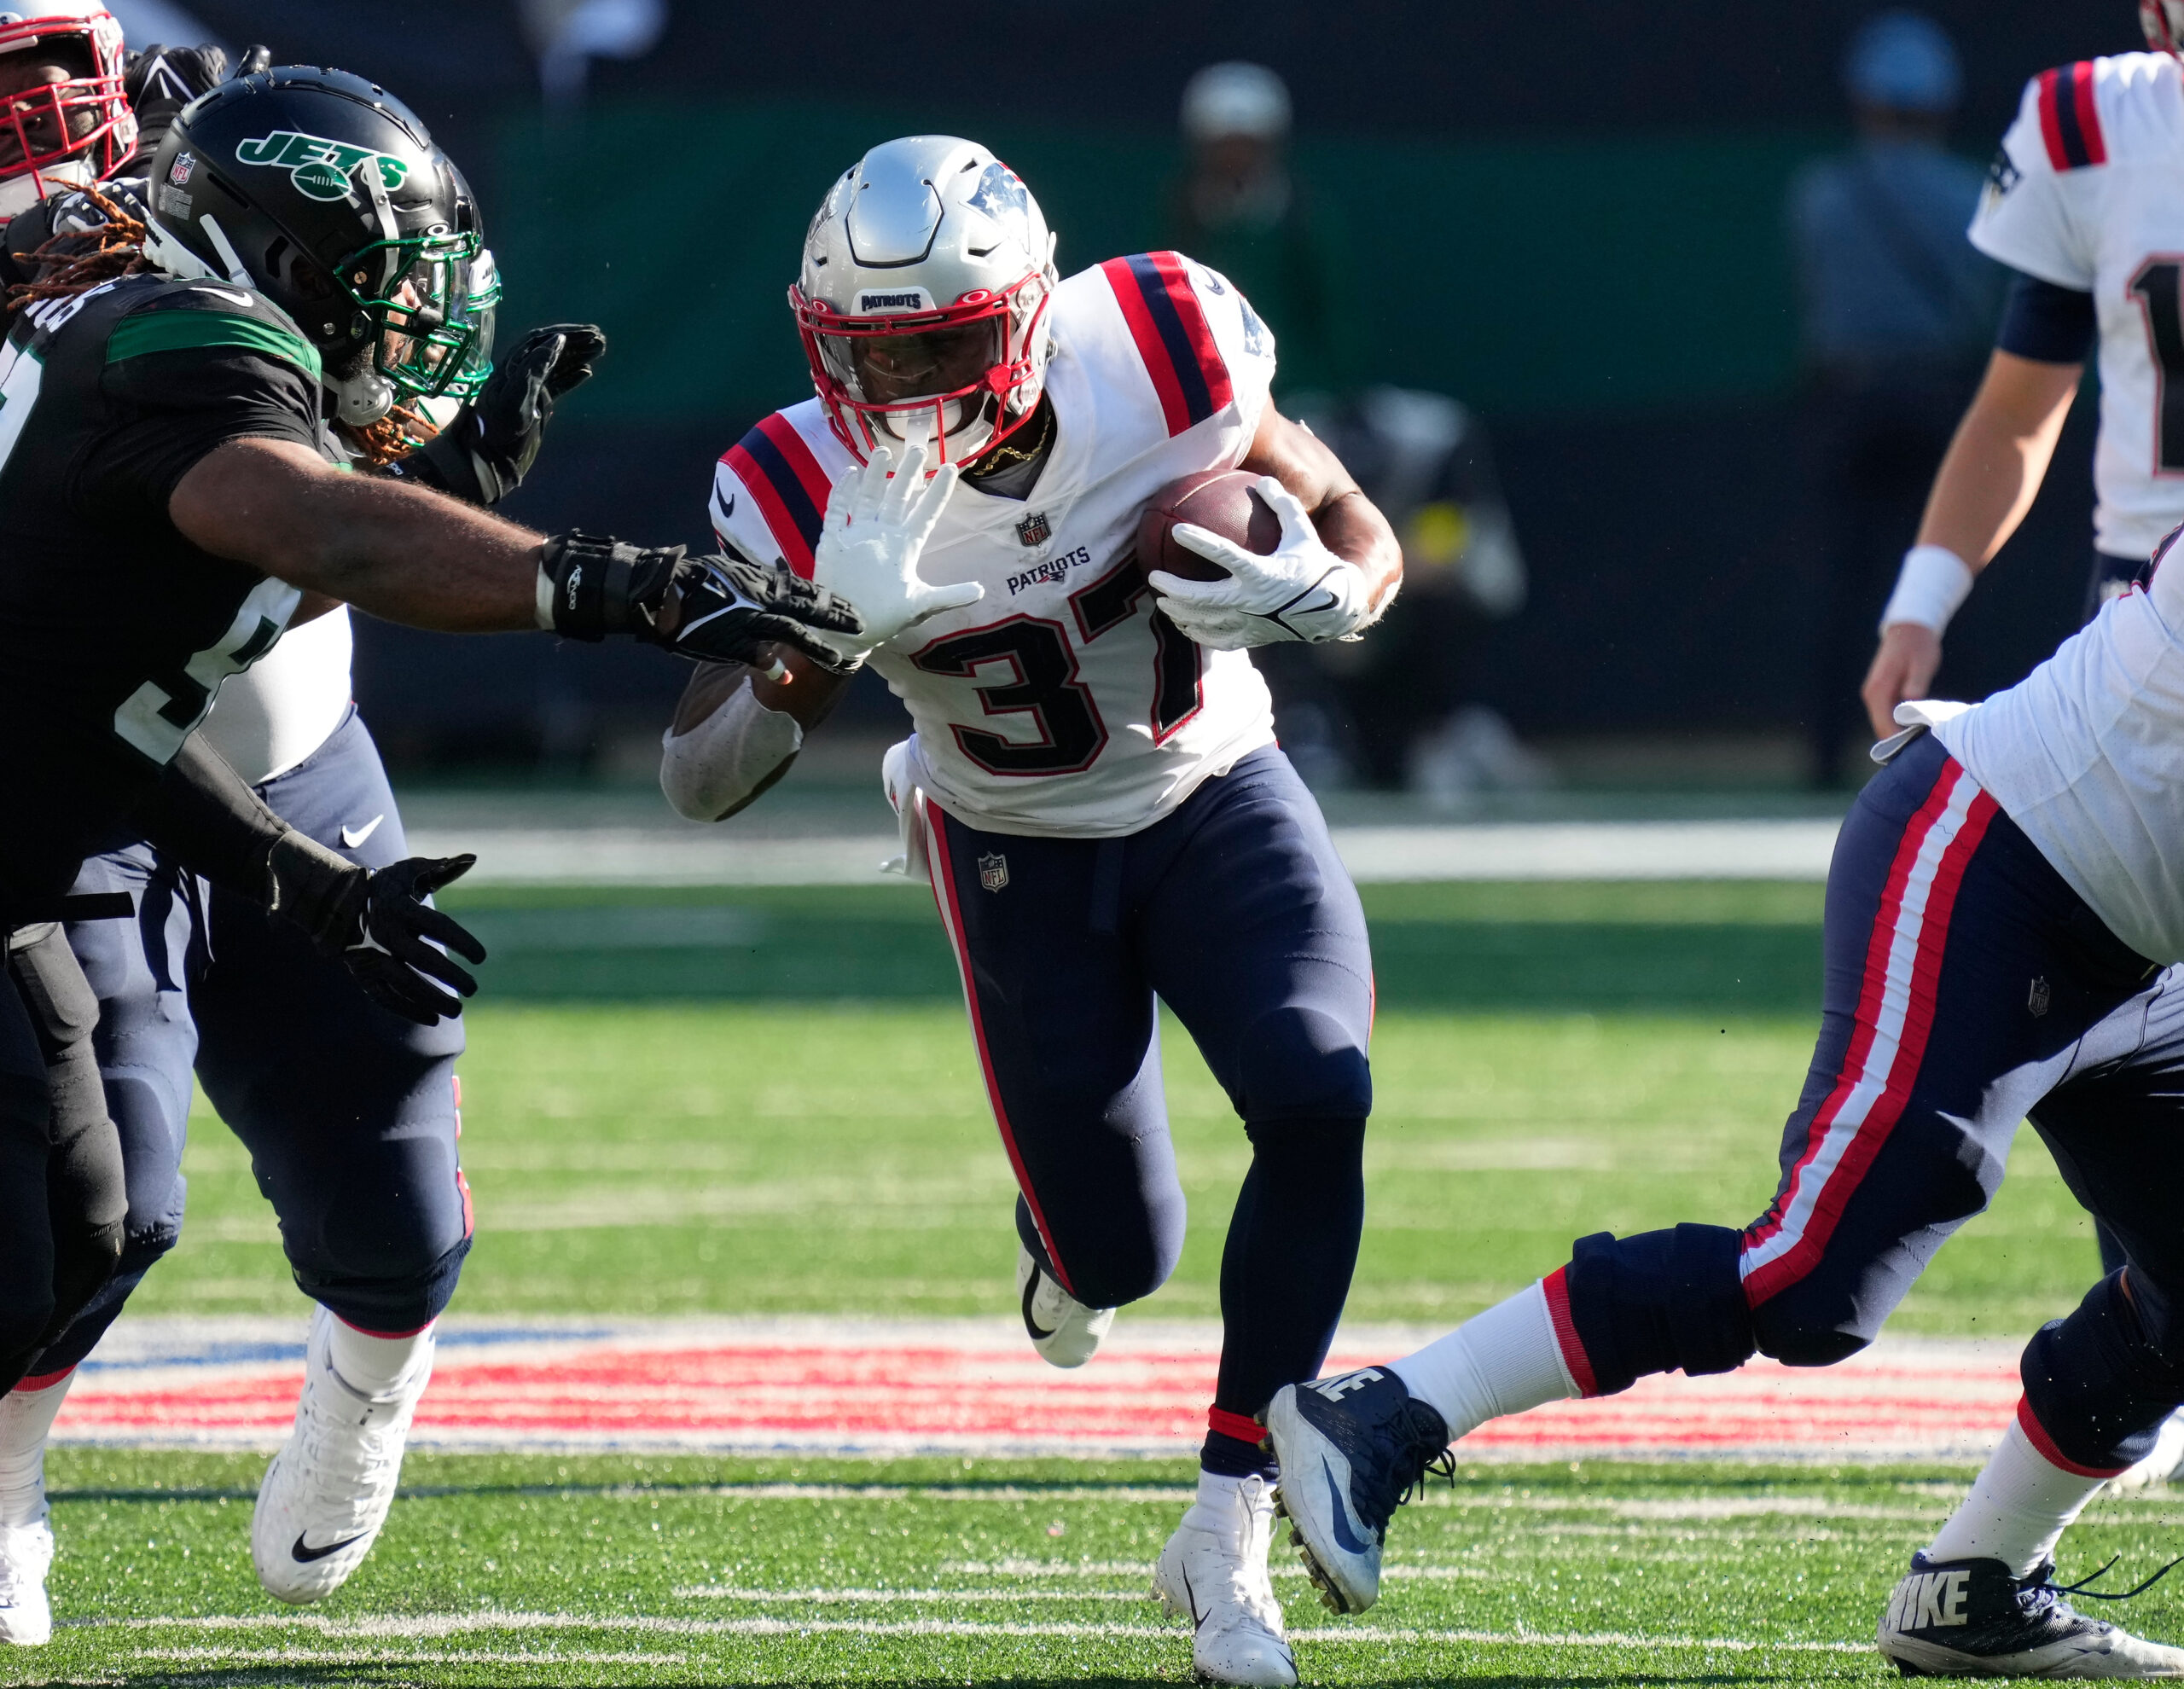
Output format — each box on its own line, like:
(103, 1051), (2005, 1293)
(2109, 1412), (2184, 1492)
(0, 1519), (52, 1645)
(1153, 1473), (1298, 1686)
(251, 1308), (433, 1604)
(1016, 1244), (1114, 1368)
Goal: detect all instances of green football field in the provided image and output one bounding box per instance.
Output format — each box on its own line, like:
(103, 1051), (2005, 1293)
(17, 879), (2142, 1686)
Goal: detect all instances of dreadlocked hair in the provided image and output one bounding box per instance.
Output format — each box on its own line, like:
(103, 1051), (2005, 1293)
(6, 182), (152, 311)
(345, 402), (442, 468)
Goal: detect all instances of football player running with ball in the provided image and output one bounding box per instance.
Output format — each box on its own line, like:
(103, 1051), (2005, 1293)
(0, 60), (860, 1643)
(667, 136), (1401, 1685)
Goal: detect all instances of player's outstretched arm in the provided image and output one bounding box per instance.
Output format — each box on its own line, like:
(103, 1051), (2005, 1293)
(1153, 405), (1403, 649)
(1862, 350), (2083, 738)
(169, 437), (864, 667)
(171, 436), (552, 632)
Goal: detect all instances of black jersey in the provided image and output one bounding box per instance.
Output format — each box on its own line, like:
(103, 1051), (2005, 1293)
(0, 270), (327, 915)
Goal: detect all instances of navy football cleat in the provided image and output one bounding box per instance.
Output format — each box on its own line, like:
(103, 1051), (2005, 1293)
(1263, 1367), (1450, 1616)
(1877, 1553), (2184, 1677)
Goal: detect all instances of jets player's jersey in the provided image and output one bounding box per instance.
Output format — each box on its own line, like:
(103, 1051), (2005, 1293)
(1972, 53), (2184, 560)
(0, 270), (326, 908)
(1931, 525), (2184, 963)
(712, 252), (1279, 839)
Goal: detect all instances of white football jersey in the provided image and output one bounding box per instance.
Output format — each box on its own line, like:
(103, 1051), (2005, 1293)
(1972, 52), (2184, 561)
(710, 251), (1280, 839)
(1931, 528), (2184, 963)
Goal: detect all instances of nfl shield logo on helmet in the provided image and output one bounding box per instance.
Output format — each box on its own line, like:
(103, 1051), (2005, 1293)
(979, 852), (1009, 892)
(1015, 512), (1050, 548)
(168, 151), (195, 187)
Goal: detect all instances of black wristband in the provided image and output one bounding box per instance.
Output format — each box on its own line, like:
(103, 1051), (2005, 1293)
(539, 531), (683, 641)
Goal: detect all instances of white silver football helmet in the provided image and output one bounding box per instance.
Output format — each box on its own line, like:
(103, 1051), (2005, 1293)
(2146, 0), (2184, 57)
(0, 3), (135, 221)
(791, 134), (1059, 467)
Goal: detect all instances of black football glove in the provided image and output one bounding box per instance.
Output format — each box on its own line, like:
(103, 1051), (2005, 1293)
(396, 324), (607, 507)
(538, 532), (865, 670)
(267, 834), (487, 1026)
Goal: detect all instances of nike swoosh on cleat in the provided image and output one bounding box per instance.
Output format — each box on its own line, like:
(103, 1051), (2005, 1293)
(340, 815), (385, 848)
(1182, 1567), (1208, 1633)
(1020, 1268), (1056, 1341)
(1321, 1460), (1371, 1557)
(291, 1530), (366, 1564)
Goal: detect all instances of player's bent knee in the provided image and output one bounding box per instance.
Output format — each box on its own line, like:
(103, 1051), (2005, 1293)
(302, 1233), (472, 1334)
(1233, 1005), (1372, 1123)
(1565, 1224), (1755, 1396)
(1024, 1193), (1181, 1310)
(1751, 1318), (1871, 1369)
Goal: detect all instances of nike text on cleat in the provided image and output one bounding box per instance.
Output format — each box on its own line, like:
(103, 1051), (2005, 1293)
(1877, 1553), (2184, 1677)
(251, 1308), (433, 1605)
(1263, 1368), (1452, 1616)
(1016, 1243), (1115, 1368)
(1153, 1474), (1297, 1686)
(0, 1519), (52, 1645)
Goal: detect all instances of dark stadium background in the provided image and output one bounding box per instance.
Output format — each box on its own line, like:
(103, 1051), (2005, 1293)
(181, 0), (2112, 767)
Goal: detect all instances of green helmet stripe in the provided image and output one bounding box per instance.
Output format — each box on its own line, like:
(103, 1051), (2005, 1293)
(107, 311), (323, 383)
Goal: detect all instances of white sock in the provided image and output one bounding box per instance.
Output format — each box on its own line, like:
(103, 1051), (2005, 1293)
(0, 1371), (74, 1528)
(1925, 1413), (2106, 1576)
(1389, 1280), (1577, 1441)
(324, 1314), (435, 1396)
(1191, 1466), (1264, 1517)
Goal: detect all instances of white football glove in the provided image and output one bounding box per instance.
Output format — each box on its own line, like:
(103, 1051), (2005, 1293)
(1149, 474), (1374, 649)
(808, 444), (983, 666)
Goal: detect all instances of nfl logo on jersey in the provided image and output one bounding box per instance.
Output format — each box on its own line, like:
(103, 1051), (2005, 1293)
(1015, 511), (1050, 548)
(979, 852), (1009, 892)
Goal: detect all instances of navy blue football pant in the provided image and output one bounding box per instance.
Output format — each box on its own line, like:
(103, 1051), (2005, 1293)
(34, 708), (471, 1377)
(1548, 730), (2184, 1474)
(924, 746), (1374, 1472)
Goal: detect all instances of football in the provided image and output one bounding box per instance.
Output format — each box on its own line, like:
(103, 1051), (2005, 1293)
(1135, 468), (1282, 582)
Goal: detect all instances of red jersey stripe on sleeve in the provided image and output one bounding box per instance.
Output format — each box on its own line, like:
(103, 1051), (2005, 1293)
(1100, 252), (1234, 436)
(719, 414), (831, 577)
(2036, 63), (2106, 171)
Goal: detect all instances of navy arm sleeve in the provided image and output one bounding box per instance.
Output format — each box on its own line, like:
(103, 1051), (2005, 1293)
(1995, 269), (2095, 364)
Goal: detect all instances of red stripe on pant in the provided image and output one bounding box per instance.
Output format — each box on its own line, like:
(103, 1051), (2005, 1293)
(924, 807), (1075, 1297)
(1541, 1266), (1600, 1397)
(1741, 769), (1998, 1303)
(2017, 1395), (2129, 1479)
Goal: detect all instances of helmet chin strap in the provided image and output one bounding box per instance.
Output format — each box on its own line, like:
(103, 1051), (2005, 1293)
(328, 366), (396, 427)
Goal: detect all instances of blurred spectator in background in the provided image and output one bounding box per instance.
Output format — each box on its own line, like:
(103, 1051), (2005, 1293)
(1168, 61), (1356, 403)
(520, 0), (666, 108)
(1275, 389), (1549, 806)
(1789, 10), (2004, 786)
(1167, 62), (1544, 803)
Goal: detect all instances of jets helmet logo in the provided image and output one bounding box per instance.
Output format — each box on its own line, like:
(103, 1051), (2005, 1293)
(235, 131), (409, 202)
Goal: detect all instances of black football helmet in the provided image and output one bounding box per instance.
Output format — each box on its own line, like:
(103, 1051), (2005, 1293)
(142, 66), (479, 424)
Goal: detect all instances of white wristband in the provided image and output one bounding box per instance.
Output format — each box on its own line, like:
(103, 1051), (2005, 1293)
(1879, 544), (1974, 635)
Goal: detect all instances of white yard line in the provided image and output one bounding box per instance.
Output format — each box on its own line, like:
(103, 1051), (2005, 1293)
(409, 819), (1843, 889)
(83, 1611), (1873, 1651)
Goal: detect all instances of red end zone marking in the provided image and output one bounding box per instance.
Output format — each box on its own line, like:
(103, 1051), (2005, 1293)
(52, 1337), (2024, 1456)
